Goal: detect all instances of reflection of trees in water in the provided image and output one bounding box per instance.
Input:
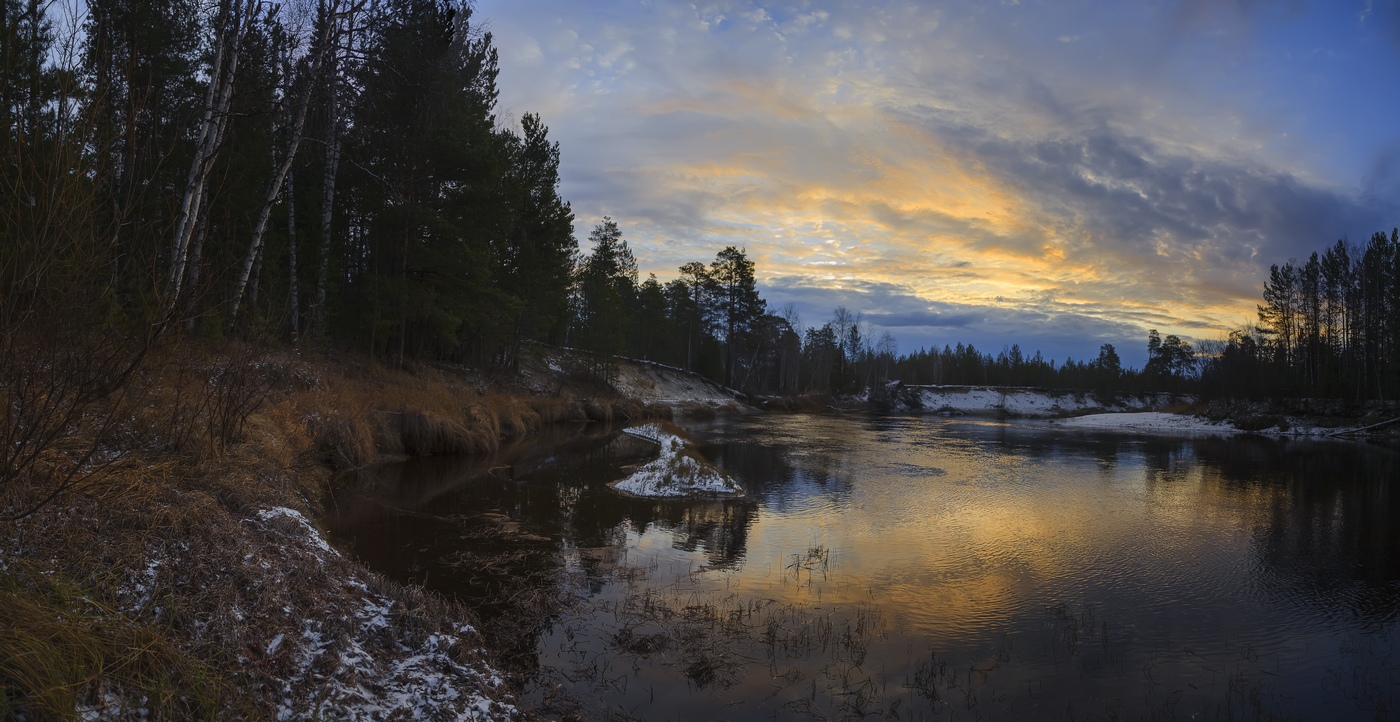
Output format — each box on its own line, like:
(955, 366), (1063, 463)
(1035, 431), (1400, 625)
(1119, 433), (1400, 625)
(649, 501), (752, 569)
(1184, 437), (1400, 625)
(940, 421), (1400, 625)
(702, 427), (855, 512)
(938, 419), (1138, 471)
(327, 423), (763, 668)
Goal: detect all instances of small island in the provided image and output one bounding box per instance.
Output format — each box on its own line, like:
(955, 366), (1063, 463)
(609, 423), (745, 499)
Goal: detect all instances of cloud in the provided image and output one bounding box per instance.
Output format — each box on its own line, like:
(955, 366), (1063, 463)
(480, 0), (1396, 361)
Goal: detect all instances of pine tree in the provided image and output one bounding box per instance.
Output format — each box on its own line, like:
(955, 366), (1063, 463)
(710, 246), (764, 388)
(498, 112), (575, 359)
(574, 217), (636, 378)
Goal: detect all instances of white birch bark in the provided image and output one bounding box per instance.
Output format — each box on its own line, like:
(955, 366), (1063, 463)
(168, 0), (256, 308)
(312, 21), (345, 338)
(227, 2), (342, 325)
(287, 166), (299, 339)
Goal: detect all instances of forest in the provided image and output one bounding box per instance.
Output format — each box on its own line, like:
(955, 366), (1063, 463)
(1, 0), (1394, 403)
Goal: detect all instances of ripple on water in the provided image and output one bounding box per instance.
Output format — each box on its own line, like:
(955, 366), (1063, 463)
(333, 414), (1400, 721)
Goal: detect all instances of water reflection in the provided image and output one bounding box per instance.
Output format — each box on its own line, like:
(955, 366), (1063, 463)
(325, 423), (760, 667)
(329, 414), (1400, 720)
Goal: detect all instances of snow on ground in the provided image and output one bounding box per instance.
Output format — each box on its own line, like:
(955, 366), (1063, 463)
(248, 507), (519, 721)
(610, 360), (743, 409)
(257, 507), (338, 556)
(1051, 411), (1356, 437)
(1051, 412), (1239, 435)
(516, 345), (743, 411)
(912, 386), (1182, 418)
(610, 424), (744, 498)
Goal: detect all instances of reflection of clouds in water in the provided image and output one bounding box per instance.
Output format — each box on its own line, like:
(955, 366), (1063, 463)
(327, 414), (1400, 720)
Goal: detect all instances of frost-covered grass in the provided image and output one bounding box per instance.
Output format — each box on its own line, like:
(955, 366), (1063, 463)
(248, 507), (515, 721)
(0, 344), (694, 719)
(610, 423), (744, 498)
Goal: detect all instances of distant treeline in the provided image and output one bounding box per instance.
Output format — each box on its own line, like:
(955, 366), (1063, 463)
(890, 230), (1400, 403)
(888, 333), (1193, 395)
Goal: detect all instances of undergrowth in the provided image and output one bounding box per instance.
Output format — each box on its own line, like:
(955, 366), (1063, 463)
(0, 340), (672, 717)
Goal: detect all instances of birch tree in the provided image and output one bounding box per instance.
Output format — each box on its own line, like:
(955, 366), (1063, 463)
(227, 0), (347, 325)
(167, 0), (259, 307)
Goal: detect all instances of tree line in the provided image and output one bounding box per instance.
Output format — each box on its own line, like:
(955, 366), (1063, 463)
(567, 219), (1205, 399)
(1199, 230), (1400, 401)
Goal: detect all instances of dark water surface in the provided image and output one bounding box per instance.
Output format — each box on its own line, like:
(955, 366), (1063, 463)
(327, 415), (1400, 721)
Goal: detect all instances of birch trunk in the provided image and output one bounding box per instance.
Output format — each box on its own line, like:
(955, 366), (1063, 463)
(227, 6), (341, 325)
(168, 0), (254, 308)
(180, 211), (208, 333)
(287, 166), (299, 339)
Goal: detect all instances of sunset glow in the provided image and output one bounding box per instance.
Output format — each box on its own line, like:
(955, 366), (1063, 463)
(480, 0), (1400, 363)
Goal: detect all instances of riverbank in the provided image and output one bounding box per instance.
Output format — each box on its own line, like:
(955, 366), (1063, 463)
(1051, 399), (1400, 439)
(0, 343), (694, 719)
(865, 383), (1400, 440)
(892, 384), (1189, 418)
(8, 346), (1397, 716)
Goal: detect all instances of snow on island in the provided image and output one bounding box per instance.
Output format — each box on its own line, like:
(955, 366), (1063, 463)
(609, 423), (744, 499)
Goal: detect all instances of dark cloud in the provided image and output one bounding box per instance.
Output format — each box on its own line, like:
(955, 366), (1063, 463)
(1171, 0), (1306, 28)
(864, 311), (982, 329)
(1362, 141), (1400, 216)
(911, 108), (1391, 296)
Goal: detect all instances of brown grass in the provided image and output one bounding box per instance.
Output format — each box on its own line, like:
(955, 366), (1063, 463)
(0, 342), (675, 717)
(0, 562), (230, 720)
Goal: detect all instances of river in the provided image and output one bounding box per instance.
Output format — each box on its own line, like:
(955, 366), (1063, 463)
(326, 414), (1400, 721)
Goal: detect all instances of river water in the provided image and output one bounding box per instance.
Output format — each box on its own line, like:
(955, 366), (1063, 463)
(326, 414), (1400, 721)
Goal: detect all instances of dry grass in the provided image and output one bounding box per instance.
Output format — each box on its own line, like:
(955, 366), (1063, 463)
(0, 562), (229, 720)
(290, 358), (671, 471)
(0, 342), (676, 717)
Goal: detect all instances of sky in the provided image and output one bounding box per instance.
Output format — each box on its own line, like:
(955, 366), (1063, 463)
(475, 0), (1400, 367)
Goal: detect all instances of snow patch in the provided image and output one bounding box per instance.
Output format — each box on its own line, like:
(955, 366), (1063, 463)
(118, 555), (162, 613)
(75, 691), (149, 721)
(1053, 412), (1237, 435)
(610, 424), (743, 498)
(913, 386), (1182, 418)
(271, 590), (517, 721)
(256, 506), (338, 557)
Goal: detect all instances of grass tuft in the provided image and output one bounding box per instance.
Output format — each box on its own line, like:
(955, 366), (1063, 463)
(0, 563), (229, 720)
